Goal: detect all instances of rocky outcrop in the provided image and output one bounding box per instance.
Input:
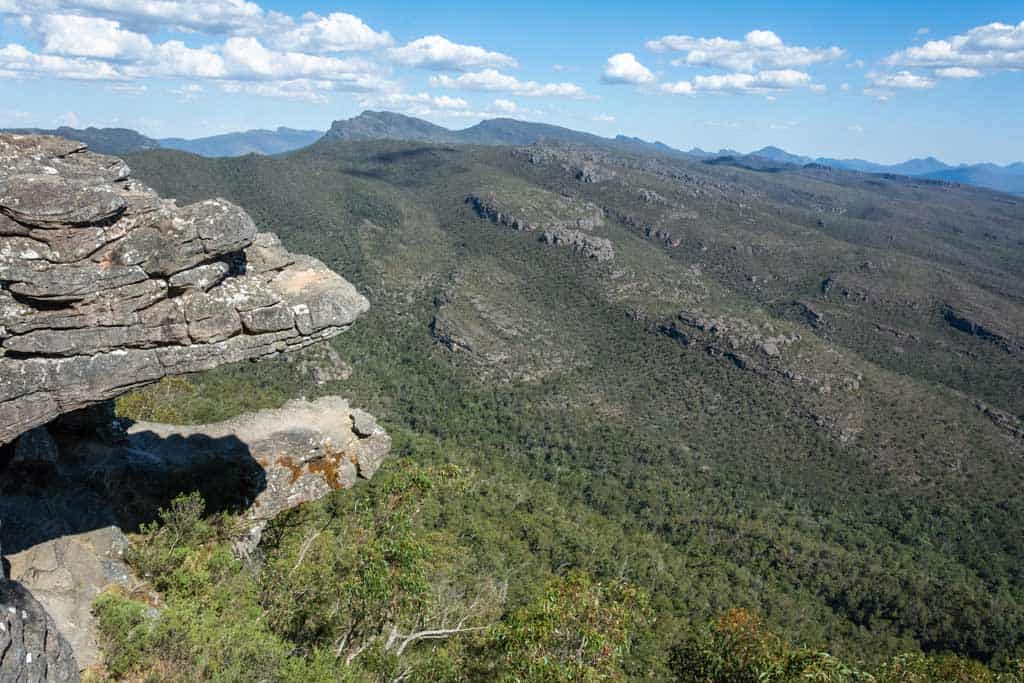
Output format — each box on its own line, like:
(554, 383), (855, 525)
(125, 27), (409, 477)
(6, 527), (130, 673)
(539, 227), (614, 262)
(0, 135), (383, 680)
(0, 135), (369, 447)
(126, 396), (391, 545)
(0, 580), (78, 682)
(466, 193), (604, 233)
(942, 304), (1013, 349)
(3, 398), (390, 670)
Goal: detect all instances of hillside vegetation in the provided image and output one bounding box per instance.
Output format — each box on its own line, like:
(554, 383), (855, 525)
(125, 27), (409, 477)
(108, 136), (1024, 678)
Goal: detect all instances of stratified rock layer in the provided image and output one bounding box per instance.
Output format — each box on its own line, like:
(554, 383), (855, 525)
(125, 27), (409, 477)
(0, 135), (369, 446)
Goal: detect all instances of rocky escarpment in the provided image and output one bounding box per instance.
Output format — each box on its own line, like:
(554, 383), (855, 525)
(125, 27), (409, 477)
(0, 136), (387, 681)
(466, 193), (613, 262)
(538, 227), (614, 262)
(0, 134), (369, 447)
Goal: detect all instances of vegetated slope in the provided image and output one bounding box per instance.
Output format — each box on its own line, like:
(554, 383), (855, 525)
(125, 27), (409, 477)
(124, 137), (1024, 669)
(159, 127), (324, 157)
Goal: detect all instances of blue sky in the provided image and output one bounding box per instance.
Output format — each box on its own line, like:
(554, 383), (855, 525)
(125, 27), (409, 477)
(0, 0), (1021, 163)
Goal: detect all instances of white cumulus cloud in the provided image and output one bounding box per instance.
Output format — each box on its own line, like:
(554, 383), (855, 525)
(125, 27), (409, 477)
(430, 69), (585, 98)
(886, 20), (1024, 74)
(662, 69), (817, 95)
(935, 66), (982, 78)
(388, 35), (516, 71)
(646, 29), (843, 72)
(868, 70), (935, 89)
(36, 14), (152, 59)
(269, 12), (392, 53)
(602, 52), (655, 84)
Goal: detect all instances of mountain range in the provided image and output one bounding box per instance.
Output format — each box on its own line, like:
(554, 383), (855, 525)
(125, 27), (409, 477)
(4, 113), (1022, 194)
(111, 125), (1024, 672)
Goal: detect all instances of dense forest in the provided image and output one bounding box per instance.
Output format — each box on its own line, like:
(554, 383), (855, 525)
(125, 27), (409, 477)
(97, 136), (1024, 680)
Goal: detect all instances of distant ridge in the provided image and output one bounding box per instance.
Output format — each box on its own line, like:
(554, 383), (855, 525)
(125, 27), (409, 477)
(321, 110), (690, 158)
(158, 127), (323, 157)
(5, 114), (1020, 194)
(0, 125), (323, 157)
(0, 126), (160, 155)
(740, 147), (1024, 195)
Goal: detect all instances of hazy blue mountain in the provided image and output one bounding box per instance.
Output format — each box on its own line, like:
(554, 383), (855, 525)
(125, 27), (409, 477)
(159, 127), (322, 157)
(750, 146), (813, 165)
(0, 126), (160, 155)
(921, 166), (1024, 195)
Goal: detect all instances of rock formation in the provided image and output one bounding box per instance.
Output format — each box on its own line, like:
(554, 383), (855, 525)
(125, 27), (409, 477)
(538, 227), (614, 262)
(0, 135), (389, 680)
(466, 193), (613, 262)
(0, 134), (369, 447)
(0, 581), (79, 682)
(3, 398), (390, 670)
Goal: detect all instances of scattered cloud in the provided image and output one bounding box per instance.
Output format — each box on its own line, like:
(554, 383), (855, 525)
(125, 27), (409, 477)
(661, 80), (693, 95)
(935, 66), (982, 78)
(847, 59), (864, 69)
(885, 20), (1024, 75)
(219, 78), (333, 103)
(840, 82), (850, 91)
(7, 0), (274, 35)
(868, 70), (935, 89)
(916, 27), (930, 35)
(109, 82), (147, 94)
(591, 113), (616, 122)
(169, 82), (203, 100)
(0, 42), (127, 80)
(646, 29), (842, 72)
(36, 13), (152, 59)
(0, 108), (33, 124)
(388, 35), (516, 71)
(848, 124), (864, 133)
(269, 12), (392, 53)
(863, 87), (891, 101)
(491, 98), (520, 114)
(662, 68), (818, 95)
(602, 52), (655, 84)
(55, 110), (80, 127)
(357, 91), (535, 120)
(430, 69), (586, 98)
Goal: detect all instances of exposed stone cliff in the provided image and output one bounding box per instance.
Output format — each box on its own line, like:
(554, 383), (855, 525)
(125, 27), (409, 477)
(0, 136), (389, 681)
(0, 134), (369, 446)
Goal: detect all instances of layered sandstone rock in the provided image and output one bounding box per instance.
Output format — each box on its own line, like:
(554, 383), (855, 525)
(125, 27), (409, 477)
(0, 134), (369, 447)
(0, 135), (387, 681)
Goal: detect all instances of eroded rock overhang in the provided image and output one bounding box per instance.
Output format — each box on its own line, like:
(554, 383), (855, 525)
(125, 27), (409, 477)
(0, 135), (370, 446)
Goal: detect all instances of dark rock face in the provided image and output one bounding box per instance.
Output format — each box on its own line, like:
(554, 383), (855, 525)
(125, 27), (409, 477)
(0, 135), (369, 446)
(0, 580), (79, 682)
